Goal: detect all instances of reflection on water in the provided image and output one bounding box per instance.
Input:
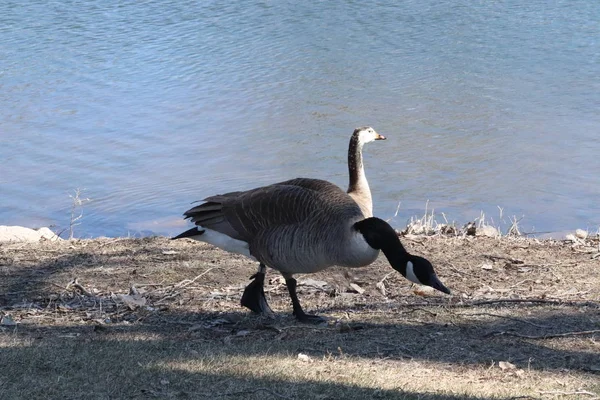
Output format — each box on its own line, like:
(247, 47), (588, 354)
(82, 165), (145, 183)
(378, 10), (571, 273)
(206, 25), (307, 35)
(1, 1), (599, 237)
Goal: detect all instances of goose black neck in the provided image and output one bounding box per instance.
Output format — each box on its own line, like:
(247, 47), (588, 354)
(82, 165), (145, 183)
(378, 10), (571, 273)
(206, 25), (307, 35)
(354, 217), (411, 276)
(381, 244), (411, 277)
(347, 134), (364, 192)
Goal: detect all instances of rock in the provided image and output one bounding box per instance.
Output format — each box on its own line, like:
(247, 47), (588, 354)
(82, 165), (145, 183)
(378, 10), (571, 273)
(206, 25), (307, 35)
(498, 361), (516, 371)
(0, 226), (62, 243)
(476, 225), (500, 238)
(437, 224), (457, 235)
(575, 229), (588, 240)
(297, 353), (313, 363)
(463, 222), (477, 236)
(480, 262), (494, 270)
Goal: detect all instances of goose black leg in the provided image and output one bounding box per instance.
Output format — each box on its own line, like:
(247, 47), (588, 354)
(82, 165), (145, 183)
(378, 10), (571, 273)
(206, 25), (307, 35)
(241, 263), (273, 315)
(284, 276), (327, 324)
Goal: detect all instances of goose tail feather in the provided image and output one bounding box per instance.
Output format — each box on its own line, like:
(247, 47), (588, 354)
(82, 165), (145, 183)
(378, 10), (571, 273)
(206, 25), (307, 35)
(172, 227), (205, 240)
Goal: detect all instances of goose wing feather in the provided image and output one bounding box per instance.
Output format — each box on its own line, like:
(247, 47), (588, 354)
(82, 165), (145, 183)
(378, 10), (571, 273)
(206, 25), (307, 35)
(183, 178), (361, 242)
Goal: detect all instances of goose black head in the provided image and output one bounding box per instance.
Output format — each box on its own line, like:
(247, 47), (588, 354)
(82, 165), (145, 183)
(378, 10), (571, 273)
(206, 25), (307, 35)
(354, 217), (451, 295)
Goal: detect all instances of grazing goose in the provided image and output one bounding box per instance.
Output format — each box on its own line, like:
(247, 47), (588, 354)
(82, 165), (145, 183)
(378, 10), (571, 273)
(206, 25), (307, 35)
(346, 127), (386, 218)
(173, 175), (451, 323)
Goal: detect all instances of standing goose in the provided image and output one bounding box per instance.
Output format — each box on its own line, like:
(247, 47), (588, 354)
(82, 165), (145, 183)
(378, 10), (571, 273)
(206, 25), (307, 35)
(173, 149), (450, 323)
(177, 127), (386, 317)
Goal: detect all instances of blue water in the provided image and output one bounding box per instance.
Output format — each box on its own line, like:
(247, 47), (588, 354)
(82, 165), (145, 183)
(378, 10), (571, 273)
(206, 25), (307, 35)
(1, 1), (599, 238)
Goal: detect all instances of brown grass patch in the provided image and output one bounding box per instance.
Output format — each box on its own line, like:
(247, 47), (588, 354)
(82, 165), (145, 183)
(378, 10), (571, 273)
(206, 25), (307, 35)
(1, 236), (599, 399)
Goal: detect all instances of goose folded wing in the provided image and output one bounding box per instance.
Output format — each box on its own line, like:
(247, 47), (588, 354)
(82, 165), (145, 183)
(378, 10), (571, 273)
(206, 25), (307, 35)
(183, 181), (359, 243)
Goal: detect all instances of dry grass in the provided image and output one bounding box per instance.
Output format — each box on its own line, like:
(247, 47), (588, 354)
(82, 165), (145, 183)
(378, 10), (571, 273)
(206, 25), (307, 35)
(399, 203), (538, 238)
(1, 236), (599, 400)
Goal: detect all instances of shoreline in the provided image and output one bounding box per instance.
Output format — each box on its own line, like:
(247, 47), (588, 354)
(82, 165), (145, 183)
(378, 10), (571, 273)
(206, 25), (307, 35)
(1, 222), (597, 244)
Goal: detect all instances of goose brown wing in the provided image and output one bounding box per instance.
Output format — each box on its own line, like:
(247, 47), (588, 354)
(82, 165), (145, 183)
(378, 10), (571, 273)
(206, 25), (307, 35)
(183, 179), (361, 242)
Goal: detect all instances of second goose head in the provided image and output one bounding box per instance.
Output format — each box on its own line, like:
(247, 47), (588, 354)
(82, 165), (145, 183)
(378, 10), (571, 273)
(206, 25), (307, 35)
(354, 217), (451, 294)
(353, 126), (386, 145)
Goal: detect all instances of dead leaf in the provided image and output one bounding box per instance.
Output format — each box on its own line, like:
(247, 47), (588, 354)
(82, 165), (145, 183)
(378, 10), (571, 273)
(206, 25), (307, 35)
(349, 283), (365, 294)
(376, 281), (386, 296)
(414, 286), (435, 296)
(116, 294), (147, 310)
(300, 278), (329, 290)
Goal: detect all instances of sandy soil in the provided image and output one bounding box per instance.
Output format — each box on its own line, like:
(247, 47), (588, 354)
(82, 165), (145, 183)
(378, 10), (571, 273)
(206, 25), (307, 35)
(0, 235), (599, 399)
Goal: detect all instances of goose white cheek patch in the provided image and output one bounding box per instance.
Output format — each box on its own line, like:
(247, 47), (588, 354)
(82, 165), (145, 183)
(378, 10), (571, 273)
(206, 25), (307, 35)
(405, 261), (421, 284)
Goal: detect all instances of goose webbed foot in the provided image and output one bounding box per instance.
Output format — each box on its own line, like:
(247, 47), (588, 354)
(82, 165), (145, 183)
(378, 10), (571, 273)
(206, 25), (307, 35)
(294, 310), (328, 324)
(241, 270), (273, 315)
(285, 276), (327, 324)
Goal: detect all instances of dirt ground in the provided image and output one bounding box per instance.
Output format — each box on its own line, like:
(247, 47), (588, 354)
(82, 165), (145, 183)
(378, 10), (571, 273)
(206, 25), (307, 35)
(1, 234), (599, 400)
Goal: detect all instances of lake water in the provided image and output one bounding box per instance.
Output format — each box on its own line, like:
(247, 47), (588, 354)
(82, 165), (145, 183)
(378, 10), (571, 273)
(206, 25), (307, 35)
(1, 1), (599, 238)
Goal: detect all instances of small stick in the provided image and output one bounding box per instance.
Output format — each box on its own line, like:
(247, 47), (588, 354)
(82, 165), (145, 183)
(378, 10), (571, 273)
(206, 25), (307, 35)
(220, 387), (292, 399)
(506, 397), (538, 400)
(487, 329), (600, 340)
(173, 268), (215, 289)
(66, 278), (94, 297)
(154, 291), (183, 305)
(459, 312), (550, 328)
(401, 307), (438, 317)
(448, 298), (599, 309)
(469, 299), (565, 306)
(483, 254), (524, 264)
(539, 390), (598, 397)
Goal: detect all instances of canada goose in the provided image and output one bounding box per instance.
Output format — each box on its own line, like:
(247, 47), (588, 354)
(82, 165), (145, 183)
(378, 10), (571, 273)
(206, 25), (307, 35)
(177, 126), (385, 317)
(173, 148), (450, 323)
(346, 126), (386, 218)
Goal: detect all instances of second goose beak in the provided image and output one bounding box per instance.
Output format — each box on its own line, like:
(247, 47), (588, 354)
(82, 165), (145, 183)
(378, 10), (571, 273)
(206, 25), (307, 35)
(375, 133), (386, 140)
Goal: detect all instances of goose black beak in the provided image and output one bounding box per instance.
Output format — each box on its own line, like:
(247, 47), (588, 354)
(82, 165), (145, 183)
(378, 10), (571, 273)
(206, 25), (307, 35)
(429, 274), (451, 295)
(375, 133), (386, 140)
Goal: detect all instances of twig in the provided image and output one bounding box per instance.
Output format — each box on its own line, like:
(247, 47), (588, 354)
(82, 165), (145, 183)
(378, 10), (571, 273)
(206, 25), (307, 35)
(509, 279), (535, 288)
(153, 291), (183, 305)
(506, 397), (537, 400)
(539, 390), (598, 397)
(466, 298), (600, 308)
(173, 268), (215, 289)
(378, 271), (395, 284)
(220, 387), (292, 399)
(401, 307), (438, 317)
(483, 254), (524, 264)
(150, 269), (215, 304)
(448, 264), (468, 276)
(459, 312), (550, 328)
(468, 299), (565, 306)
(487, 329), (600, 340)
(65, 278), (94, 297)
(51, 282), (68, 291)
